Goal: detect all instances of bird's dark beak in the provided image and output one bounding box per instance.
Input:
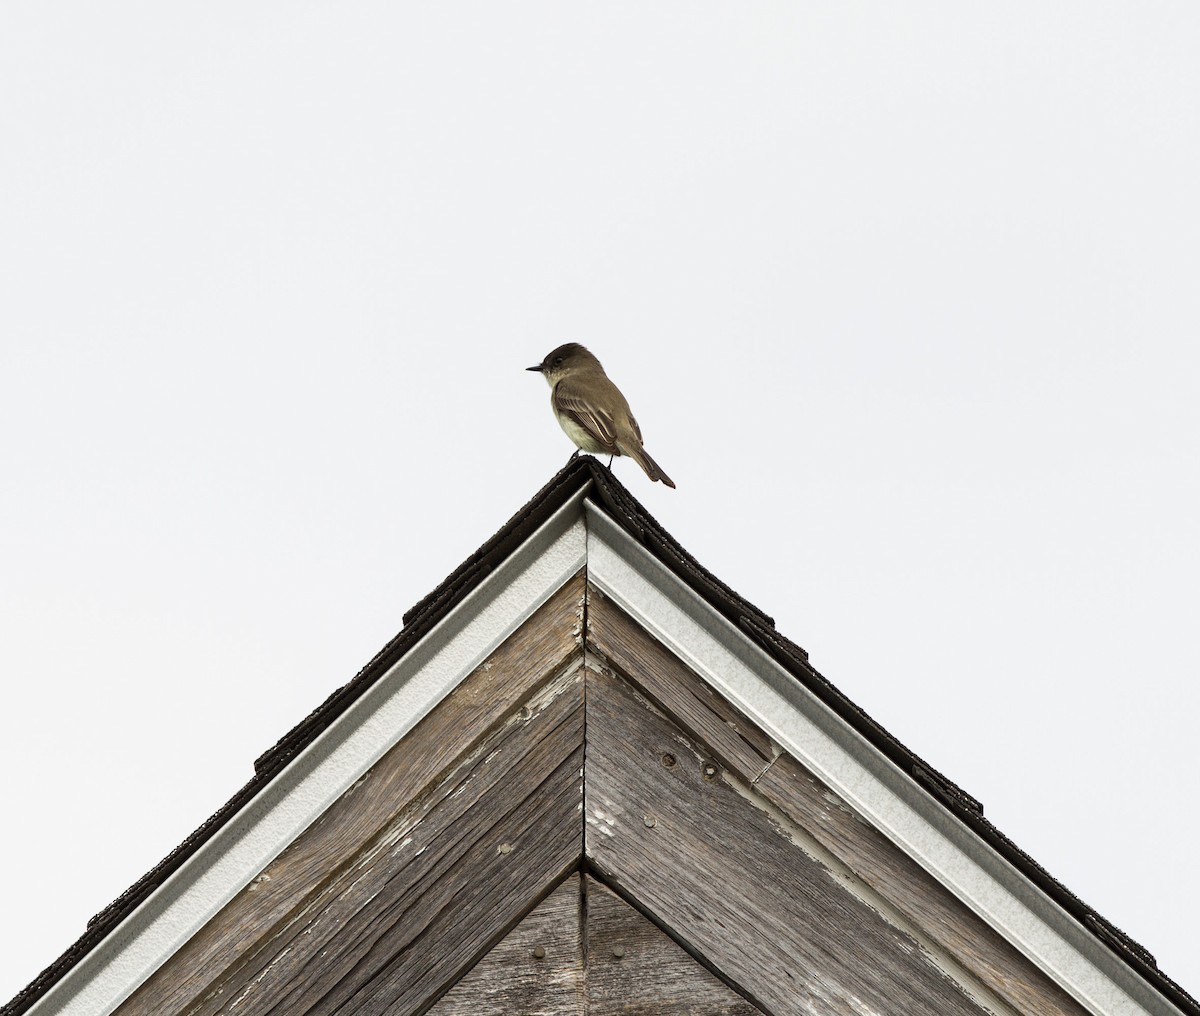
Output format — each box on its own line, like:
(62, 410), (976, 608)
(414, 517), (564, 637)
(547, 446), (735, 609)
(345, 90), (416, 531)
(526, 364), (543, 373)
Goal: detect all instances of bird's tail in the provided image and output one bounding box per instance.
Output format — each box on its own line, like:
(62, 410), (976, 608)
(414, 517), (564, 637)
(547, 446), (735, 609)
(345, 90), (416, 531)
(627, 445), (676, 488)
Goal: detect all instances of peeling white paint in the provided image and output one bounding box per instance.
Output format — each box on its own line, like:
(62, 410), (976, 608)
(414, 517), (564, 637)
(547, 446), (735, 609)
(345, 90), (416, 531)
(821, 788), (857, 817)
(586, 809), (618, 837)
(247, 872), (271, 891)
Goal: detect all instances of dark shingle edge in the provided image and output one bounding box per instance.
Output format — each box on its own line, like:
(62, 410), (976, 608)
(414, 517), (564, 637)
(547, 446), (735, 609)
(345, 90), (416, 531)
(4, 457), (1196, 1016)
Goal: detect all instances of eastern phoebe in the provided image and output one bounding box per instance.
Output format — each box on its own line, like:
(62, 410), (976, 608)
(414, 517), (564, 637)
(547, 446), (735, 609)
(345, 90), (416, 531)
(527, 343), (676, 488)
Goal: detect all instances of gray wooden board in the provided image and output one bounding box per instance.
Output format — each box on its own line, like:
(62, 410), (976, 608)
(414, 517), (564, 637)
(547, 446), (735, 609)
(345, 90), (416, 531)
(588, 592), (1089, 1016)
(756, 754), (1090, 1016)
(205, 665), (583, 1016)
(584, 875), (765, 1016)
(118, 573), (586, 1016)
(586, 584), (777, 782)
(584, 664), (989, 1016)
(424, 871), (765, 1016)
(426, 873), (585, 1016)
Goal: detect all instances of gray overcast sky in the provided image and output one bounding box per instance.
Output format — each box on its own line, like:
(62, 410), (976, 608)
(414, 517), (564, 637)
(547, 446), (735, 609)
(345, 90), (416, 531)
(2, 2), (1198, 1005)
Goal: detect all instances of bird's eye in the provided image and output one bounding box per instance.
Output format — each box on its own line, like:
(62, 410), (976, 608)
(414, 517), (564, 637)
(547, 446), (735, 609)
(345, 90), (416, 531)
(554, 356), (563, 366)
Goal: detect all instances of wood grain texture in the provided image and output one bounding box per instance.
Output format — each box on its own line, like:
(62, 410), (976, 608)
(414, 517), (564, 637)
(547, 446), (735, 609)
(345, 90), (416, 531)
(584, 875), (764, 1016)
(584, 663), (988, 1016)
(755, 754), (1090, 1016)
(588, 592), (1090, 1016)
(586, 585), (776, 783)
(424, 871), (765, 1016)
(426, 874), (584, 1016)
(117, 573), (584, 1016)
(220, 667), (582, 1016)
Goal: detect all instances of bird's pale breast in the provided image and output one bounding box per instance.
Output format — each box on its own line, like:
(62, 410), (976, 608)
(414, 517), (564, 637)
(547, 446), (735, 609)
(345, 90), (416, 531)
(555, 410), (611, 454)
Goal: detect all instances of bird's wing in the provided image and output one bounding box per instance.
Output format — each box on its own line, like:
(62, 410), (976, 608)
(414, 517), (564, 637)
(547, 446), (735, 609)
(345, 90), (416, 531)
(553, 378), (620, 450)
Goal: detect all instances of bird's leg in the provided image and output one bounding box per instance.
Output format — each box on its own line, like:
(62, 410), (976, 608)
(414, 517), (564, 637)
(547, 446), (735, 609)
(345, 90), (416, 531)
(569, 449), (581, 460)
(607, 455), (614, 469)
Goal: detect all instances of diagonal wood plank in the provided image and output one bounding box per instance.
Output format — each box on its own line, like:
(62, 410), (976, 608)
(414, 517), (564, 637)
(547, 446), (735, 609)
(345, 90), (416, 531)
(754, 753), (1092, 1016)
(214, 664), (583, 1016)
(584, 875), (764, 1016)
(587, 592), (1090, 1016)
(584, 663), (989, 1016)
(586, 583), (777, 781)
(117, 573), (585, 1016)
(426, 873), (585, 1016)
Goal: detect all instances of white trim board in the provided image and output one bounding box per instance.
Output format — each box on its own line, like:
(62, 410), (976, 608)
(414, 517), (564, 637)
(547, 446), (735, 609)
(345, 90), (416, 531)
(27, 491), (588, 1016)
(584, 499), (1173, 1016)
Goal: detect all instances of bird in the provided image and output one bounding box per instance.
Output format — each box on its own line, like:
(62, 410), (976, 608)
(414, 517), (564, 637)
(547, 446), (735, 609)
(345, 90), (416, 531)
(527, 343), (676, 488)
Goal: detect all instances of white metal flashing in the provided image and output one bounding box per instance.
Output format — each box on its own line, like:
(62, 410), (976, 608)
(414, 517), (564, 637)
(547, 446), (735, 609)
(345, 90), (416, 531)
(584, 499), (1175, 1016)
(28, 490), (589, 1016)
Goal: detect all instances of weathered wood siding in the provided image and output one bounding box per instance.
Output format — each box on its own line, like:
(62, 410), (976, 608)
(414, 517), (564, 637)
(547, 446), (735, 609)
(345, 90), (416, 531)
(586, 588), (1091, 1016)
(584, 656), (988, 1016)
(109, 570), (1094, 1016)
(427, 872), (764, 1015)
(117, 573), (585, 1016)
(584, 875), (763, 1016)
(222, 664), (580, 1016)
(428, 874), (585, 1016)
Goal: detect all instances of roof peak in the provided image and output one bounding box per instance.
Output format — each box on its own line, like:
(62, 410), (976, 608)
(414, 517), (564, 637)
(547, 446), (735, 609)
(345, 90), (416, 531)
(4, 457), (1194, 1016)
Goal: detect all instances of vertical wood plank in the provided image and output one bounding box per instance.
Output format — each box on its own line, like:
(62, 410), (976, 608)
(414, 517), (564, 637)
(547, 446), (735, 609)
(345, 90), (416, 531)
(117, 573), (585, 1016)
(585, 664), (989, 1016)
(426, 874), (585, 1016)
(584, 875), (764, 1016)
(588, 592), (1091, 1016)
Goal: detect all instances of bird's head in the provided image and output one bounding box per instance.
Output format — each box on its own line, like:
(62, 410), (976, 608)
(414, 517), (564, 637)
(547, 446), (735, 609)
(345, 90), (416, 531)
(526, 343), (603, 385)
